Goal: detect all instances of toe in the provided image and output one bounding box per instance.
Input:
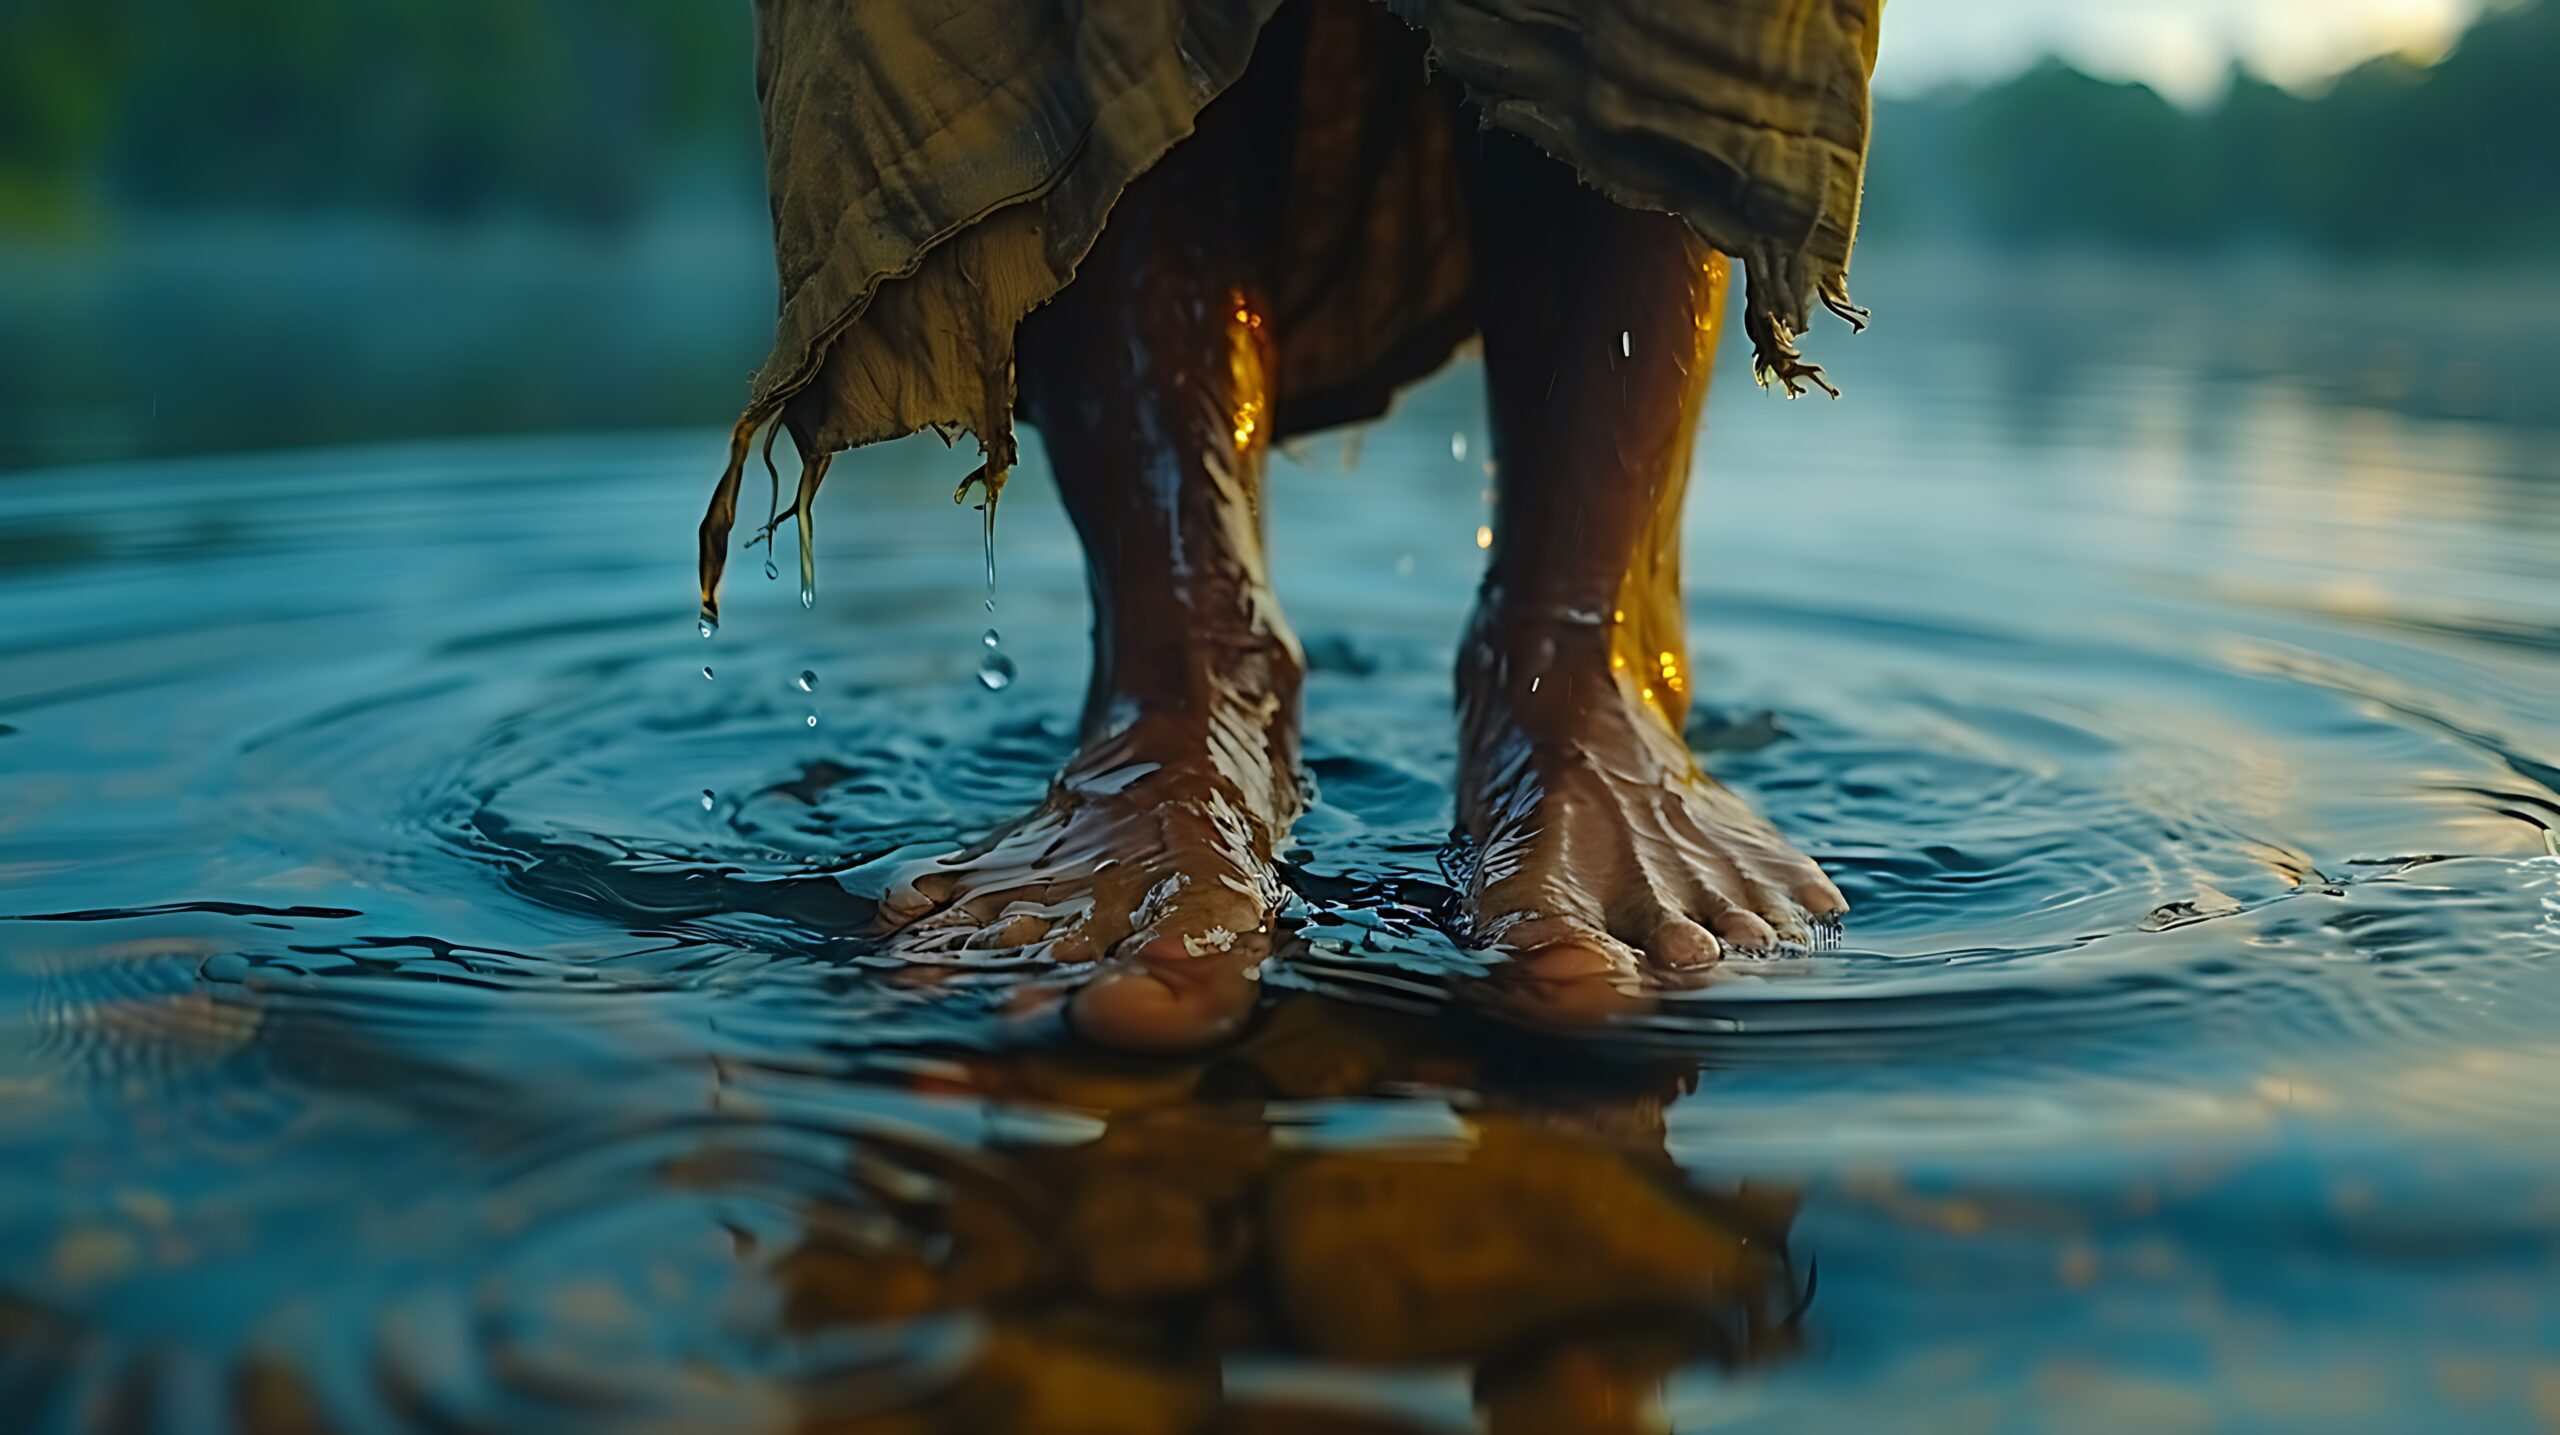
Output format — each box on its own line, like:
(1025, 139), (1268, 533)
(1041, 926), (1107, 964)
(1793, 870), (1848, 921)
(871, 864), (962, 931)
(1651, 915), (1725, 967)
(1711, 905), (1780, 952)
(962, 911), (1054, 950)
(1120, 875), (1268, 962)
(1070, 955), (1260, 1052)
(1067, 868), (1274, 1051)
(1484, 914), (1636, 967)
(1467, 916), (1656, 1023)
(1479, 942), (1655, 1024)
(894, 886), (1029, 939)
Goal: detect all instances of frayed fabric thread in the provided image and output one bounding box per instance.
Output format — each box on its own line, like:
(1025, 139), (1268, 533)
(1739, 243), (1868, 400)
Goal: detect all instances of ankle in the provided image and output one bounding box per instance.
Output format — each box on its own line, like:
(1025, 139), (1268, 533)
(1111, 617), (1301, 681)
(1471, 576), (1620, 628)
(1463, 591), (1616, 677)
(1087, 620), (1302, 733)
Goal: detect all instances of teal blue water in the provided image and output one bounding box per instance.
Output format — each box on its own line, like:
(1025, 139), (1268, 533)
(4, 255), (2559, 1431)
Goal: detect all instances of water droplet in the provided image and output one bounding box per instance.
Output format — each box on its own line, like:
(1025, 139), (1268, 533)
(763, 556), (779, 582)
(1450, 432), (1468, 461)
(980, 499), (999, 613)
(796, 670), (817, 693)
(1619, 330), (1631, 358)
(1475, 524), (1494, 550)
(799, 578), (815, 609)
(974, 497), (1010, 684)
(701, 665), (714, 681)
(700, 789), (715, 811)
(805, 713), (818, 727)
(697, 610), (718, 639)
(977, 630), (1017, 692)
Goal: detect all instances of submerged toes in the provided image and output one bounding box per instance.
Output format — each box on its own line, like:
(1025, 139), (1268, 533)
(866, 832), (1282, 1051)
(1070, 926), (1266, 1051)
(961, 910), (1055, 950)
(1650, 915), (1724, 967)
(1713, 900), (1789, 952)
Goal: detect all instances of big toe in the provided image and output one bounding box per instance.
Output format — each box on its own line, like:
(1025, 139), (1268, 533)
(1653, 915), (1727, 966)
(1471, 920), (1655, 1025)
(1070, 953), (1261, 1052)
(1069, 886), (1273, 1051)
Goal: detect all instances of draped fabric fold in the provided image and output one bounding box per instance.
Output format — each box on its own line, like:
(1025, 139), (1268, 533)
(701, 0), (1881, 615)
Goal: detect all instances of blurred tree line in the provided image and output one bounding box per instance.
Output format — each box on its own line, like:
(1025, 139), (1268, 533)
(1865, 0), (2560, 255)
(1, 0), (758, 232)
(4, 0), (2553, 254)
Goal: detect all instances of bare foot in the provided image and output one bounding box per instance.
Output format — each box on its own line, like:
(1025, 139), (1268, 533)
(871, 643), (1301, 1051)
(1453, 614), (1845, 1013)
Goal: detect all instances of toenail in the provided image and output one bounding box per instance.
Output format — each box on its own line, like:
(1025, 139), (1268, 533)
(1652, 920), (1722, 967)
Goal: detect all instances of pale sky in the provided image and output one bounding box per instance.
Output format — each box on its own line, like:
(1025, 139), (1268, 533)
(1873, 0), (2491, 105)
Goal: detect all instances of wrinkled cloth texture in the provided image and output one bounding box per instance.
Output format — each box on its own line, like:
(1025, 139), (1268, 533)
(723, 0), (1880, 494)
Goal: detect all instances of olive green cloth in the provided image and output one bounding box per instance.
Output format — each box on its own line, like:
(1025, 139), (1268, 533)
(703, 0), (1879, 613)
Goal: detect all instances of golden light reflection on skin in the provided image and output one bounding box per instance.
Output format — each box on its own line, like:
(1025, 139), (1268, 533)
(1454, 173), (1842, 977)
(863, 77), (1308, 1054)
(1229, 291), (1267, 452)
(771, 994), (1806, 1434)
(1604, 255), (1723, 737)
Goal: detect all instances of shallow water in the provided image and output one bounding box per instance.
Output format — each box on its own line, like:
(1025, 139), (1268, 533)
(6, 255), (2560, 1432)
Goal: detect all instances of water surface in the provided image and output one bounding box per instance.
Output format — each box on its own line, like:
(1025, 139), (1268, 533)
(6, 254), (2560, 1432)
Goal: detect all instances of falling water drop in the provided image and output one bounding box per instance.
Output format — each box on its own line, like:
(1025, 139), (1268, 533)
(972, 498), (1017, 689)
(806, 713), (818, 727)
(980, 499), (999, 613)
(701, 665), (714, 681)
(977, 628), (1017, 691)
(764, 555), (780, 582)
(1619, 330), (1631, 358)
(700, 789), (715, 811)
(796, 670), (817, 693)
(1450, 432), (1468, 461)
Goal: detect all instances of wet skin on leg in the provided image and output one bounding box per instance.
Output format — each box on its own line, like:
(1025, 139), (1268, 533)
(1457, 137), (1847, 1012)
(868, 71), (1304, 1052)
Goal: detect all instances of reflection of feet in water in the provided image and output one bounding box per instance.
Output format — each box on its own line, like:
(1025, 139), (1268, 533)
(870, 638), (1303, 1053)
(1454, 616), (1847, 1016)
(774, 996), (1806, 1433)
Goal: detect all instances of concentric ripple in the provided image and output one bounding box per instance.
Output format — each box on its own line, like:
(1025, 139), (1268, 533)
(7, 259), (2560, 1429)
